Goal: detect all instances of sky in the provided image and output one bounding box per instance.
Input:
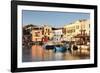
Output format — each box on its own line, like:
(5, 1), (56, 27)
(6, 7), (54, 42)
(22, 10), (90, 28)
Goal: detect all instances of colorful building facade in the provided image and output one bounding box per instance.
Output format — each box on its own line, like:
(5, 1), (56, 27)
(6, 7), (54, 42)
(63, 19), (90, 42)
(31, 28), (43, 42)
(42, 25), (53, 40)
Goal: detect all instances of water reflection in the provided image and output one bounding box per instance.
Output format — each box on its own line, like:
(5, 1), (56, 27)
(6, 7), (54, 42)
(31, 45), (44, 61)
(22, 45), (90, 62)
(54, 52), (64, 60)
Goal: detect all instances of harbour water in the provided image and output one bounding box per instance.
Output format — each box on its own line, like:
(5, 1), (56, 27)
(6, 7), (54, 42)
(22, 45), (90, 62)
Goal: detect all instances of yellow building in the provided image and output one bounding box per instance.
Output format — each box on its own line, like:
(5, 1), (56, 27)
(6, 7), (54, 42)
(31, 28), (43, 42)
(63, 19), (90, 42)
(31, 25), (54, 42)
(42, 25), (53, 40)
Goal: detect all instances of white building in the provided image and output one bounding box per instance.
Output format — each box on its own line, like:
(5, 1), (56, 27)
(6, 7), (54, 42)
(52, 28), (63, 43)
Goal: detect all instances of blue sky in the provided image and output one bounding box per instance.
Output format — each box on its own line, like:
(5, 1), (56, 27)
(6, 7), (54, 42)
(22, 10), (90, 28)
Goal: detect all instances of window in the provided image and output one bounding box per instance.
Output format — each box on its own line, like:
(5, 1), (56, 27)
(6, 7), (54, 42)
(76, 25), (79, 29)
(67, 29), (75, 33)
(89, 24), (90, 28)
(48, 29), (50, 35)
(35, 32), (40, 37)
(62, 28), (66, 34)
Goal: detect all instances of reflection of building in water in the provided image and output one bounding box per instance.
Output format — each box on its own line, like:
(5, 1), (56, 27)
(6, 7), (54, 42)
(31, 45), (44, 61)
(52, 28), (63, 43)
(62, 19), (90, 43)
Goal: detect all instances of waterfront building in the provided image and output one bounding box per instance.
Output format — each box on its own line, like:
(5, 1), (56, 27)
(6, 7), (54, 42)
(42, 25), (53, 40)
(31, 27), (43, 42)
(63, 19), (90, 43)
(52, 28), (63, 43)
